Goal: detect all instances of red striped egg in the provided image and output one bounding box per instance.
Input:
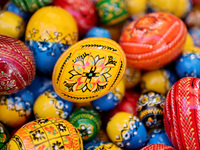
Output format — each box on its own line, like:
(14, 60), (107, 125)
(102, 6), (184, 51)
(0, 35), (36, 95)
(119, 12), (187, 70)
(164, 77), (200, 150)
(141, 144), (175, 150)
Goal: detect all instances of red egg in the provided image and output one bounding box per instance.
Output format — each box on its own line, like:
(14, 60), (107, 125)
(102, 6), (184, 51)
(0, 35), (36, 95)
(119, 12), (187, 70)
(53, 0), (98, 38)
(164, 77), (200, 150)
(141, 144), (175, 150)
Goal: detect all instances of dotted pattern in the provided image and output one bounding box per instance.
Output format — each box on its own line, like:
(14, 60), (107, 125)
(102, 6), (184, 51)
(140, 144), (175, 150)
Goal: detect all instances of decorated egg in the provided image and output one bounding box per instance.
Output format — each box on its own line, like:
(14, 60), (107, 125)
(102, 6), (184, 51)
(106, 112), (148, 149)
(141, 144), (175, 150)
(119, 12), (187, 70)
(0, 11), (25, 39)
(85, 27), (111, 39)
(0, 89), (34, 128)
(91, 79), (125, 111)
(0, 34), (36, 95)
(141, 69), (177, 95)
(33, 89), (73, 119)
(188, 26), (200, 47)
(84, 139), (108, 150)
(25, 6), (78, 75)
(52, 37), (126, 102)
(11, 0), (53, 13)
(53, 0), (98, 38)
(94, 142), (122, 150)
(163, 77), (200, 150)
(147, 129), (173, 147)
(137, 91), (165, 130)
(123, 65), (141, 89)
(147, 0), (191, 18)
(96, 0), (129, 26)
(175, 46), (200, 78)
(4, 1), (31, 22)
(26, 75), (53, 100)
(0, 123), (9, 150)
(8, 117), (83, 149)
(69, 107), (101, 142)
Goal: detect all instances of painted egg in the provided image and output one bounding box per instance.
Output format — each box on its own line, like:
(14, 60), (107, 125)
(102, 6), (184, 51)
(25, 6), (78, 75)
(123, 65), (141, 89)
(0, 11), (25, 39)
(53, 0), (98, 38)
(85, 27), (111, 39)
(94, 142), (122, 150)
(141, 144), (175, 150)
(0, 34), (36, 95)
(26, 75), (53, 100)
(148, 129), (173, 147)
(11, 0), (53, 13)
(175, 46), (200, 78)
(52, 37), (126, 102)
(141, 69), (177, 95)
(0, 89), (34, 128)
(96, 0), (129, 26)
(91, 79), (125, 111)
(137, 91), (165, 130)
(163, 77), (200, 150)
(188, 26), (200, 47)
(8, 117), (83, 150)
(4, 1), (31, 22)
(33, 89), (73, 119)
(84, 139), (108, 150)
(119, 12), (187, 70)
(147, 0), (191, 18)
(69, 107), (101, 142)
(106, 112), (148, 149)
(0, 123), (9, 150)
(125, 0), (146, 16)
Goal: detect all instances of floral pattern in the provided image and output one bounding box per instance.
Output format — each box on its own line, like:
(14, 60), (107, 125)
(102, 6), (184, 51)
(64, 53), (117, 93)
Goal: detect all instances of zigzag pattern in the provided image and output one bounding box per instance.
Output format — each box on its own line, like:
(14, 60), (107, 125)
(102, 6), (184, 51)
(66, 121), (82, 150)
(177, 78), (197, 150)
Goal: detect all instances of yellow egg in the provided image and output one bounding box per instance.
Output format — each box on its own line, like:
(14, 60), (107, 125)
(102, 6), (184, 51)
(183, 33), (194, 49)
(8, 117), (83, 150)
(0, 11), (25, 39)
(52, 37), (126, 103)
(125, 0), (147, 16)
(94, 143), (122, 150)
(141, 69), (171, 95)
(25, 6), (78, 44)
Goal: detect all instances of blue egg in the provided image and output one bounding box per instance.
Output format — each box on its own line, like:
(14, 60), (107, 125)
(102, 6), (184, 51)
(85, 27), (111, 39)
(175, 53), (200, 78)
(26, 75), (53, 101)
(84, 139), (108, 150)
(147, 129), (173, 147)
(91, 92), (120, 111)
(188, 26), (200, 47)
(25, 41), (70, 75)
(4, 1), (32, 22)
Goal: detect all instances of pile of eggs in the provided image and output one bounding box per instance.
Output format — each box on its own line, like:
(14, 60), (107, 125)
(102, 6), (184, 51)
(1, 0), (200, 149)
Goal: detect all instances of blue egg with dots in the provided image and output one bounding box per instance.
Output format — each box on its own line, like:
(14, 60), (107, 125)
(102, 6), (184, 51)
(147, 129), (173, 147)
(175, 52), (200, 78)
(85, 27), (111, 39)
